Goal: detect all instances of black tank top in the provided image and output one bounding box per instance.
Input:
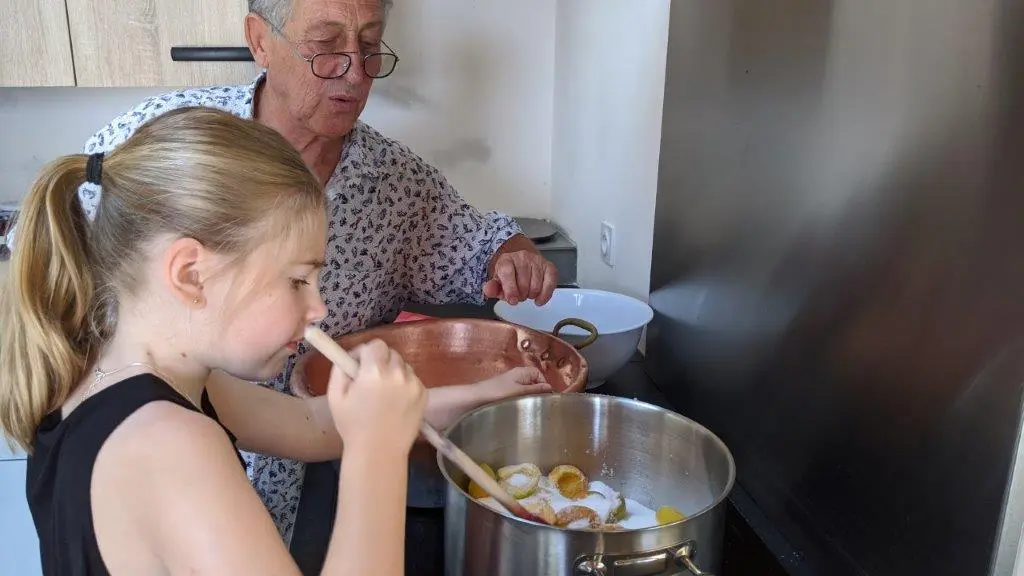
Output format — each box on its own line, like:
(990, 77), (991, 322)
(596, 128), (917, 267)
(26, 373), (245, 575)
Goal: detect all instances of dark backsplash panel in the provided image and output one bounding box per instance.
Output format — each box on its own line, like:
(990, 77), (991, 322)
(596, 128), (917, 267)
(647, 1), (1024, 574)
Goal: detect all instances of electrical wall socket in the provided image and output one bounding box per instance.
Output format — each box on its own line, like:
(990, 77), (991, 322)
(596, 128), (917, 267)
(600, 221), (615, 267)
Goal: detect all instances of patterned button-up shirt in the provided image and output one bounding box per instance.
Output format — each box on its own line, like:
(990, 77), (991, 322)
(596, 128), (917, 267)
(70, 72), (521, 542)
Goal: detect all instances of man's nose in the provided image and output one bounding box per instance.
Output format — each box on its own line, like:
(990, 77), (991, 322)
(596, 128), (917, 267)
(340, 41), (368, 82)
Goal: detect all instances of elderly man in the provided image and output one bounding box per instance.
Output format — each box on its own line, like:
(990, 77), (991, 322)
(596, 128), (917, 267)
(58, 0), (558, 548)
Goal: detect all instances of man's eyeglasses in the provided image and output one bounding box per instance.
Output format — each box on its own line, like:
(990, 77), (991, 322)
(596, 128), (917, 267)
(270, 24), (399, 80)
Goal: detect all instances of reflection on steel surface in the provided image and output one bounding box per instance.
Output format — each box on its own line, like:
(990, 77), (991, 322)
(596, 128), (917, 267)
(647, 1), (1024, 575)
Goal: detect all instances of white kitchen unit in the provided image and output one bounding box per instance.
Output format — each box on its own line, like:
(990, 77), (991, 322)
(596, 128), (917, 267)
(0, 460), (41, 575)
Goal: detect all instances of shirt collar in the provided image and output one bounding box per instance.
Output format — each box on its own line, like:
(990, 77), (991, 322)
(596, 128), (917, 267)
(244, 70), (265, 119)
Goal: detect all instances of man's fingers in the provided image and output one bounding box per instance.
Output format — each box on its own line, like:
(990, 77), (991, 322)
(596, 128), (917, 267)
(495, 259), (520, 304)
(536, 263), (558, 305)
(482, 278), (503, 299)
(514, 262), (534, 302)
(527, 261), (544, 300)
(488, 252), (561, 304)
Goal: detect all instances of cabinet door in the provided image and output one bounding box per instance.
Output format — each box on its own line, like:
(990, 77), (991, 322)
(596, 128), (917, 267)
(0, 0), (75, 87)
(67, 0), (259, 87)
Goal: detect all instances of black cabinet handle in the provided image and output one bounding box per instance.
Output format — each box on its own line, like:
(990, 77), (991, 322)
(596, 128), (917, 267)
(170, 47), (254, 62)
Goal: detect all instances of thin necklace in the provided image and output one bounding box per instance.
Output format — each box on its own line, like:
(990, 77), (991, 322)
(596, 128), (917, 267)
(86, 362), (201, 410)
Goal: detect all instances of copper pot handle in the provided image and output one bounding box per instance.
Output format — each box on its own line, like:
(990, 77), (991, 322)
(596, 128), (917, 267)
(552, 318), (599, 350)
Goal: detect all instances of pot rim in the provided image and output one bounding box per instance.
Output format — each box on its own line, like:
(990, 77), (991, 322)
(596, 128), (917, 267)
(494, 288), (655, 337)
(304, 318), (590, 395)
(437, 392), (737, 533)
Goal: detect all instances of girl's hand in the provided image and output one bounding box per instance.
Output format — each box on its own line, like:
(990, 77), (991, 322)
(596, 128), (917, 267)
(326, 339), (427, 454)
(476, 367), (552, 403)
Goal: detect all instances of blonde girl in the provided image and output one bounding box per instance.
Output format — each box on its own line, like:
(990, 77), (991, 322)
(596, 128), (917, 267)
(0, 106), (426, 575)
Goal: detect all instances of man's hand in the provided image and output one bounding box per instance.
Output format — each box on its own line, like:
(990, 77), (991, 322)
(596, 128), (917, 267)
(483, 249), (558, 305)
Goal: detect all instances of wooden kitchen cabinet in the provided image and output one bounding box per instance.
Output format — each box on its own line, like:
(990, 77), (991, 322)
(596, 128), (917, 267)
(65, 0), (259, 87)
(0, 0), (76, 87)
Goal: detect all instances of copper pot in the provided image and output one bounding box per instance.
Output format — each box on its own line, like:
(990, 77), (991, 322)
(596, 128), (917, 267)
(300, 318), (594, 397)
(297, 317), (595, 507)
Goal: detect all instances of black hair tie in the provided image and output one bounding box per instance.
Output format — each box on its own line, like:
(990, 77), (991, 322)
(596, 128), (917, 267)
(85, 152), (105, 185)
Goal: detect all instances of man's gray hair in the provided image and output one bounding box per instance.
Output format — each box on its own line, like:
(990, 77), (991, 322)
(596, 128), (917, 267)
(249, 0), (394, 30)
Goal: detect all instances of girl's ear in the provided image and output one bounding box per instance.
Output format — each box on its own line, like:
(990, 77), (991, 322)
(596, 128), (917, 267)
(162, 237), (207, 308)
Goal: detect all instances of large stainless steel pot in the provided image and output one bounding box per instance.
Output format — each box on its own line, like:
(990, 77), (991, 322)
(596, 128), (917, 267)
(439, 393), (735, 575)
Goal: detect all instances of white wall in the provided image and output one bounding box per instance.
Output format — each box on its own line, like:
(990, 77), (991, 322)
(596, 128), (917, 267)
(361, 0), (554, 217)
(550, 0), (671, 301)
(0, 87), (163, 203)
(0, 0), (555, 218)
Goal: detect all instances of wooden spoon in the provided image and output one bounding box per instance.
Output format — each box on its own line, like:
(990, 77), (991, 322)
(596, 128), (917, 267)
(302, 325), (551, 525)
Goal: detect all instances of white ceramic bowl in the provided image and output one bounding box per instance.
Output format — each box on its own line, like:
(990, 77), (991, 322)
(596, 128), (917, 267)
(493, 288), (654, 388)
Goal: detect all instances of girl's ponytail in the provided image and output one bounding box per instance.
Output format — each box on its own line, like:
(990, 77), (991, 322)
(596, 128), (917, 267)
(0, 156), (97, 453)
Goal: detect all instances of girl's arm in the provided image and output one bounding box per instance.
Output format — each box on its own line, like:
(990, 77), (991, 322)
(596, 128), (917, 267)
(324, 442), (409, 575)
(320, 340), (426, 575)
(417, 368), (552, 429)
(90, 403), (330, 575)
(205, 369), (340, 461)
(206, 366), (549, 462)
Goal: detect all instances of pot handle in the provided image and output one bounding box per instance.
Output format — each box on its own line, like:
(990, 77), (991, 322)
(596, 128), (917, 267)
(575, 552), (667, 576)
(674, 542), (715, 576)
(573, 542), (715, 576)
(552, 317), (599, 350)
